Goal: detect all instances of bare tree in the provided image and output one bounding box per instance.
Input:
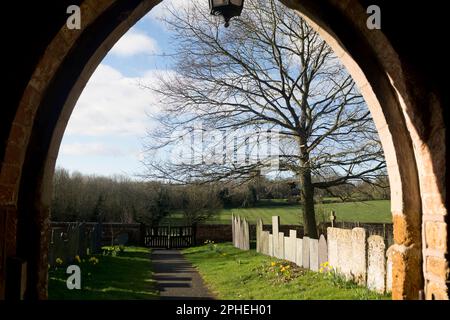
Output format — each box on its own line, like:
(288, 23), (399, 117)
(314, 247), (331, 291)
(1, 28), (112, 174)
(142, 0), (386, 238)
(177, 184), (223, 225)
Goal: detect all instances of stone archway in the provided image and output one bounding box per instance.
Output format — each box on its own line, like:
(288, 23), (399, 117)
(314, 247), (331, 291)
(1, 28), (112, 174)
(0, 0), (447, 299)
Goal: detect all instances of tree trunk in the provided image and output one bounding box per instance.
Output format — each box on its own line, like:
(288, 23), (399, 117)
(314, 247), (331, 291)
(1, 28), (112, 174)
(299, 167), (318, 239)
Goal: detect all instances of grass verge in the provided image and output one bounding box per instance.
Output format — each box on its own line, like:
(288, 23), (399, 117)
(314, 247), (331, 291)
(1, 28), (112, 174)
(48, 246), (158, 300)
(182, 243), (391, 300)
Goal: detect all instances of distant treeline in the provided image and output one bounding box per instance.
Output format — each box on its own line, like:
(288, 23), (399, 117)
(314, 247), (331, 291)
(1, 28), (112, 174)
(51, 168), (389, 224)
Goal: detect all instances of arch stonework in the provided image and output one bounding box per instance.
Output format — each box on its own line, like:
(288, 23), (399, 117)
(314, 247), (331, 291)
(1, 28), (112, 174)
(0, 0), (447, 299)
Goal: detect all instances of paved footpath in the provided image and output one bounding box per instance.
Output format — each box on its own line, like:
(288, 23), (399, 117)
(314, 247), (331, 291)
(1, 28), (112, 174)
(151, 249), (214, 300)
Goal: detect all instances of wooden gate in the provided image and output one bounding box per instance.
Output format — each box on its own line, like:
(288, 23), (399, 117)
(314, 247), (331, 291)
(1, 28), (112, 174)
(144, 226), (195, 248)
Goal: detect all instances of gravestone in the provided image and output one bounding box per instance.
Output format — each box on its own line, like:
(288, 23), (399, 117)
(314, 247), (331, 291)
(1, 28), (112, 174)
(302, 236), (310, 269)
(327, 228), (339, 270)
(272, 216), (280, 258)
(268, 234), (273, 257)
(231, 214), (235, 247)
(296, 238), (303, 267)
(318, 235), (328, 267)
(351, 228), (367, 285)
(256, 218), (263, 253)
(278, 232), (285, 259)
(233, 216), (238, 248)
(243, 218), (250, 250)
(309, 238), (319, 271)
(285, 230), (297, 263)
(367, 235), (386, 293)
(336, 228), (353, 279)
(260, 231), (269, 255)
(237, 217), (242, 249)
(385, 245), (395, 292)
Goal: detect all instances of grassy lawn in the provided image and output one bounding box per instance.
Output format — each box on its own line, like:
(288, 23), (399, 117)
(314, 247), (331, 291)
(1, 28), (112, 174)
(208, 200), (391, 224)
(183, 243), (391, 300)
(48, 247), (158, 300)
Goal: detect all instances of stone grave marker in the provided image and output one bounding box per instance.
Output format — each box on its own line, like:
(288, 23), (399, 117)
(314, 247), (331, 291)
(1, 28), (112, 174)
(309, 238), (319, 271)
(327, 228), (338, 270)
(268, 234), (273, 257)
(243, 218), (250, 250)
(367, 235), (386, 293)
(296, 238), (303, 267)
(256, 218), (263, 253)
(260, 231), (269, 255)
(386, 245), (395, 293)
(277, 232), (285, 259)
(302, 236), (310, 269)
(285, 230), (297, 263)
(318, 234), (328, 267)
(272, 216), (280, 258)
(351, 228), (367, 285)
(231, 213), (235, 247)
(336, 228), (353, 279)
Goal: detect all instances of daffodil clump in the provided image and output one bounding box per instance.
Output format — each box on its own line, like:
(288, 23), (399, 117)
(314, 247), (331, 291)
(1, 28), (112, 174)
(204, 240), (218, 252)
(319, 261), (332, 273)
(55, 258), (63, 265)
(89, 256), (99, 265)
(265, 260), (303, 283)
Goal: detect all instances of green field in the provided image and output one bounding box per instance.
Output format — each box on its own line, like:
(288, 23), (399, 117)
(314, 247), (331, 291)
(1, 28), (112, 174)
(202, 200), (391, 225)
(183, 243), (390, 300)
(48, 247), (158, 300)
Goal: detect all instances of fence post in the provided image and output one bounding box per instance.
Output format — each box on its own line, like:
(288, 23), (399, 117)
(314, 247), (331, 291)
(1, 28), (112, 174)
(192, 223), (197, 246)
(79, 223), (86, 257)
(139, 223), (146, 246)
(93, 221), (102, 253)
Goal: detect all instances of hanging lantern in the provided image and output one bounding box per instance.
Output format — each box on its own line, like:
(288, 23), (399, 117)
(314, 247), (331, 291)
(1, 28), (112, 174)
(209, 0), (244, 28)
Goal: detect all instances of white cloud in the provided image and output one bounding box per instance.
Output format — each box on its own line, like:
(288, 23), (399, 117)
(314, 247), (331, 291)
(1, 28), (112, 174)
(110, 28), (159, 57)
(60, 143), (125, 157)
(66, 63), (166, 137)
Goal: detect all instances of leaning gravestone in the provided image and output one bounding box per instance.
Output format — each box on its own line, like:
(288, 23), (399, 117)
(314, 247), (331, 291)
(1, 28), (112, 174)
(367, 235), (386, 293)
(318, 235), (328, 267)
(309, 238), (319, 271)
(296, 238), (303, 267)
(351, 228), (367, 285)
(302, 236), (310, 269)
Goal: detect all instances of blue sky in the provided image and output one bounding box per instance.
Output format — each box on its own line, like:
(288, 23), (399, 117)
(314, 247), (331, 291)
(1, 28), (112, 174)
(56, 1), (190, 178)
